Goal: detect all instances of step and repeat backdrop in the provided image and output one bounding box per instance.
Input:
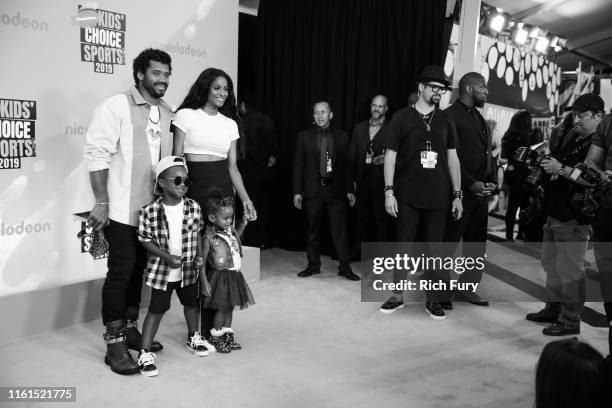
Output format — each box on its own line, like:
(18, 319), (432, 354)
(0, 0), (238, 297)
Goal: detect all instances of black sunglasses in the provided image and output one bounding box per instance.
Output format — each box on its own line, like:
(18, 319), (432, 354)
(425, 83), (449, 94)
(165, 176), (193, 187)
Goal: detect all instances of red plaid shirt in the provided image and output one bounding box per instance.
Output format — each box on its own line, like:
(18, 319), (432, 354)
(137, 197), (203, 290)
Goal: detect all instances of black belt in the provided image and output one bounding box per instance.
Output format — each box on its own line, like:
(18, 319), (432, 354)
(319, 177), (333, 186)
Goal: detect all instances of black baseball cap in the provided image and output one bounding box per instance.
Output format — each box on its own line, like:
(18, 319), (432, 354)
(566, 93), (604, 113)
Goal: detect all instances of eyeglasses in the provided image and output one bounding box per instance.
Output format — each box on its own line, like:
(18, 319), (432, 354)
(425, 84), (449, 94)
(165, 176), (192, 187)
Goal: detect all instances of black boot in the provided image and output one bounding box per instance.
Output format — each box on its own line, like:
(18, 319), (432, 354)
(103, 320), (139, 375)
(125, 319), (163, 352)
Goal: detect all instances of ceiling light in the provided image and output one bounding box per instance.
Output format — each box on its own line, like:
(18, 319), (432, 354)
(515, 23), (528, 44)
(535, 36), (550, 53)
(550, 36), (559, 47)
(490, 14), (505, 32)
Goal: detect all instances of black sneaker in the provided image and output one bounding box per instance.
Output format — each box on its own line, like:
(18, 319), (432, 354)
(186, 332), (210, 357)
(425, 302), (446, 320)
(543, 321), (580, 336)
(223, 331), (242, 351)
(439, 301), (454, 310)
(208, 334), (231, 353)
(379, 297), (404, 314)
(526, 308), (559, 323)
(137, 350), (158, 377)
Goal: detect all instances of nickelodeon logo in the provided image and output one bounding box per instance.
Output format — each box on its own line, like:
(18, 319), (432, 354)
(0, 11), (49, 32)
(0, 220), (51, 236)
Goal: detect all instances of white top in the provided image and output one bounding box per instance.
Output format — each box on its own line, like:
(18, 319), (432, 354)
(218, 233), (241, 271)
(173, 108), (239, 158)
(163, 200), (184, 282)
(146, 105), (162, 168)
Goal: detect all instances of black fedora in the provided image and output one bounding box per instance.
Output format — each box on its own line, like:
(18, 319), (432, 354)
(416, 65), (451, 87)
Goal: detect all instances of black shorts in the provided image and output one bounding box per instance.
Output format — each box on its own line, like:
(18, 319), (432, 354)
(148, 282), (198, 314)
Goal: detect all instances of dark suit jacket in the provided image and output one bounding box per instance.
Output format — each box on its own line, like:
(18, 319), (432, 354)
(293, 127), (352, 199)
(238, 110), (278, 183)
(349, 120), (390, 186)
(241, 110), (277, 168)
(445, 101), (497, 194)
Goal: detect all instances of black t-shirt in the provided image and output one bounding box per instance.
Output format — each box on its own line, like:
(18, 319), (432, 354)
(543, 129), (593, 224)
(385, 106), (457, 209)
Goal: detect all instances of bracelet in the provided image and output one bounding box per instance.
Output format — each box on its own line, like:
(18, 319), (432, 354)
(451, 191), (463, 200)
(95, 202), (109, 206)
(243, 200), (252, 206)
(384, 192), (394, 198)
(384, 185), (394, 192)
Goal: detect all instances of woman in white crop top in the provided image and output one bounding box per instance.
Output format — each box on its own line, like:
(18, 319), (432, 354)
(173, 68), (257, 220)
(173, 68), (257, 342)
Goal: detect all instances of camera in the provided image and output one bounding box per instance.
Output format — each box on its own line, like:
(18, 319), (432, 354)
(568, 163), (608, 217)
(514, 146), (550, 192)
(568, 162), (603, 185)
(514, 146), (540, 165)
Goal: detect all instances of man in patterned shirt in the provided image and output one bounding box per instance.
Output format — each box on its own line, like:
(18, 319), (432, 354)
(136, 156), (211, 377)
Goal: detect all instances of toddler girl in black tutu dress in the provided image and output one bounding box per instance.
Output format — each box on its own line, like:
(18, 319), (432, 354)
(200, 187), (255, 353)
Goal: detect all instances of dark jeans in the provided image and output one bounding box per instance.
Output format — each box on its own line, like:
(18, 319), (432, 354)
(592, 208), (612, 354)
(304, 185), (350, 271)
(504, 170), (529, 239)
(393, 203), (448, 302)
(101, 220), (147, 325)
(541, 217), (590, 327)
(443, 195), (488, 286)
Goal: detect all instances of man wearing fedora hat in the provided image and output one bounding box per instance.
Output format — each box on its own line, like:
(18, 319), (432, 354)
(379, 65), (463, 320)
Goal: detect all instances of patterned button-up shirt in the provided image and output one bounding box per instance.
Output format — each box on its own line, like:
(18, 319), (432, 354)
(138, 197), (203, 290)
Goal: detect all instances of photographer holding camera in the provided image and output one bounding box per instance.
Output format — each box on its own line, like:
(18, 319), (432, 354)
(526, 94), (604, 336)
(585, 100), (612, 359)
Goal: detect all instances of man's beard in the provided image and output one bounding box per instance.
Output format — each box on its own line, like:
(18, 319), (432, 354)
(143, 78), (166, 98)
(428, 94), (441, 106)
(474, 97), (485, 108)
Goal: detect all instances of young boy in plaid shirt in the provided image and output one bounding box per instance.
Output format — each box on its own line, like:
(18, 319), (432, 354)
(136, 156), (212, 377)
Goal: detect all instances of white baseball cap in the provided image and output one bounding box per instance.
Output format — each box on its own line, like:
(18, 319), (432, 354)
(154, 156), (188, 195)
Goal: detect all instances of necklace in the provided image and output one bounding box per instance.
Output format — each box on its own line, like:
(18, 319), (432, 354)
(148, 105), (160, 124)
(413, 105), (434, 132)
(201, 107), (218, 116)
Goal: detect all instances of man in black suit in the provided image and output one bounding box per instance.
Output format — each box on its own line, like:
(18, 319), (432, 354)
(237, 93), (278, 249)
(443, 72), (497, 307)
(293, 101), (360, 281)
(349, 95), (393, 259)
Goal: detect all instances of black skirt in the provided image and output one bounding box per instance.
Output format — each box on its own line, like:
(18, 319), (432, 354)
(203, 269), (255, 310)
(186, 160), (234, 207)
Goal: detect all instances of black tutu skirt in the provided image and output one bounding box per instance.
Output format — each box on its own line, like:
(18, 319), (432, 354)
(203, 269), (255, 310)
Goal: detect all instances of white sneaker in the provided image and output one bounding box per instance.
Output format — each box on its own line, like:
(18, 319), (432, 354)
(138, 350), (158, 377)
(187, 332), (210, 356)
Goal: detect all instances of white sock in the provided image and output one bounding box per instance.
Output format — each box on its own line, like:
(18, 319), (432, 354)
(210, 328), (224, 337)
(222, 327), (234, 334)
